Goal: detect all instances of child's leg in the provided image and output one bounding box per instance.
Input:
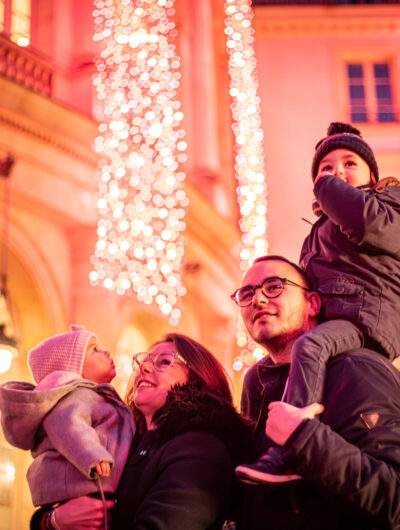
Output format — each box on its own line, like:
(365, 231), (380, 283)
(284, 319), (364, 407)
(235, 320), (364, 484)
(235, 319), (364, 486)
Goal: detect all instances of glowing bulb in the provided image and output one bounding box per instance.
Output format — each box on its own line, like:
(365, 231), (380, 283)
(6, 464), (15, 480)
(121, 278), (131, 289)
(161, 263), (171, 275)
(161, 303), (172, 314)
(149, 123), (163, 137)
(0, 350), (12, 374)
(89, 271), (99, 282)
(233, 358), (243, 371)
(16, 37), (29, 47)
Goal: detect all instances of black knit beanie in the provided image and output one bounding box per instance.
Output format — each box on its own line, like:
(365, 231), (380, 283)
(311, 122), (379, 182)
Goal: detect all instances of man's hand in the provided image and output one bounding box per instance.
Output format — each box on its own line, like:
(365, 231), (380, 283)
(266, 401), (324, 446)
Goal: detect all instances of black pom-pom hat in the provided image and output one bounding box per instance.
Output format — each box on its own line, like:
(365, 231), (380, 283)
(311, 122), (379, 182)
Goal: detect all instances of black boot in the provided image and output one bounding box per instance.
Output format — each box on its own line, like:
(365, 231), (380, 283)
(235, 447), (302, 485)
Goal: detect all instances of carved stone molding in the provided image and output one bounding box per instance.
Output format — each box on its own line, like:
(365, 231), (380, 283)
(0, 104), (99, 168)
(254, 7), (400, 37)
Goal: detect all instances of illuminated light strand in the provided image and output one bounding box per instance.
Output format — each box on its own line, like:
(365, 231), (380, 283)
(90, 0), (188, 326)
(224, 0), (268, 370)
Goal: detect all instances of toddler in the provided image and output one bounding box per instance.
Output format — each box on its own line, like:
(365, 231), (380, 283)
(236, 122), (400, 484)
(0, 325), (135, 527)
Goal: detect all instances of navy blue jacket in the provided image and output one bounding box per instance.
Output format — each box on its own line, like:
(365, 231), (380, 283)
(300, 176), (400, 360)
(113, 385), (252, 530)
(238, 350), (400, 529)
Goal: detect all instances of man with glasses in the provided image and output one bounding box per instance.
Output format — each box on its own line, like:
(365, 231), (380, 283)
(233, 255), (400, 530)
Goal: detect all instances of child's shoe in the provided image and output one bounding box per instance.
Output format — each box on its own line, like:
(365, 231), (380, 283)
(235, 447), (302, 485)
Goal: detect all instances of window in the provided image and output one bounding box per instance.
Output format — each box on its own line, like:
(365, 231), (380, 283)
(374, 63), (396, 122)
(347, 61), (397, 123)
(0, 1), (5, 33)
(0, 0), (31, 47)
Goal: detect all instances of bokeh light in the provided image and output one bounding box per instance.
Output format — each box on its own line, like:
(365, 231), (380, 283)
(225, 0), (268, 368)
(90, 0), (188, 325)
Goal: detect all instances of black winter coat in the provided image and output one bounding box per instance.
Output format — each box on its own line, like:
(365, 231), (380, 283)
(300, 176), (400, 360)
(112, 384), (252, 530)
(239, 349), (400, 530)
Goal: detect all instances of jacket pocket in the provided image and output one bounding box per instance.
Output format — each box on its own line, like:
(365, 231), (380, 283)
(318, 277), (364, 322)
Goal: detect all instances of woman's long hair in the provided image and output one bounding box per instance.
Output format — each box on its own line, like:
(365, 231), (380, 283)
(125, 333), (233, 432)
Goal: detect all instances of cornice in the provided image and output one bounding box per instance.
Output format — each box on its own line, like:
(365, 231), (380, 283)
(254, 6), (400, 37)
(0, 104), (99, 168)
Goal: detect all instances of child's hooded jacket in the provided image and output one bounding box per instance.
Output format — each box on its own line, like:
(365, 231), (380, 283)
(0, 371), (135, 506)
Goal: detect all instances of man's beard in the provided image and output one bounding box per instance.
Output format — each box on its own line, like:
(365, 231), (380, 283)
(258, 326), (307, 357)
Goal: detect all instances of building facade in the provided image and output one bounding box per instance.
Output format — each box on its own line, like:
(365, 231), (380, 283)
(0, 0), (398, 526)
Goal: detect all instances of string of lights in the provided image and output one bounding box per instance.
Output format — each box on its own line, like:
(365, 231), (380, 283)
(90, 0), (188, 326)
(224, 0), (268, 370)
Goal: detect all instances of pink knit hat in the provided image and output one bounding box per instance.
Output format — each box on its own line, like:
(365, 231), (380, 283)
(28, 325), (97, 384)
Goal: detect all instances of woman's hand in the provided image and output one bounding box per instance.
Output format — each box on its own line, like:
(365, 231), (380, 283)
(53, 496), (114, 529)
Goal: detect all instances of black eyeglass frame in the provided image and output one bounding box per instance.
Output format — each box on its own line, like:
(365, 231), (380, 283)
(132, 350), (187, 372)
(230, 276), (311, 307)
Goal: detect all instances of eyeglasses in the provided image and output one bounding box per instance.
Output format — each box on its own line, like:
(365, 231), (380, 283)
(231, 276), (310, 307)
(132, 351), (187, 373)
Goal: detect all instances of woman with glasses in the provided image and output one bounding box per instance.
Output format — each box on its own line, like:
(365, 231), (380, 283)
(38, 333), (251, 530)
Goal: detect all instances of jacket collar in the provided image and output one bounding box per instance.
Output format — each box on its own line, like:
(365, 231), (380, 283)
(257, 356), (290, 386)
(152, 383), (254, 465)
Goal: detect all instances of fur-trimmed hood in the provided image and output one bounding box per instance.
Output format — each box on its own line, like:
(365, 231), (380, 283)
(153, 383), (254, 466)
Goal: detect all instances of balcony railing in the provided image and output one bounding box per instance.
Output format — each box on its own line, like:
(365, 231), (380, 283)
(0, 35), (52, 96)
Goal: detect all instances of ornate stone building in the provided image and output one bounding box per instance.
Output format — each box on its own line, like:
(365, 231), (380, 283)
(0, 0), (398, 526)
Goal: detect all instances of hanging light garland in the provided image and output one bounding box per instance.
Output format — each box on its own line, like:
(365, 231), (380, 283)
(90, 0), (188, 326)
(224, 0), (268, 370)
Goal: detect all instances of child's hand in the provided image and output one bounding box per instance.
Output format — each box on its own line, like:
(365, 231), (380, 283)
(314, 172), (330, 184)
(95, 461), (111, 477)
